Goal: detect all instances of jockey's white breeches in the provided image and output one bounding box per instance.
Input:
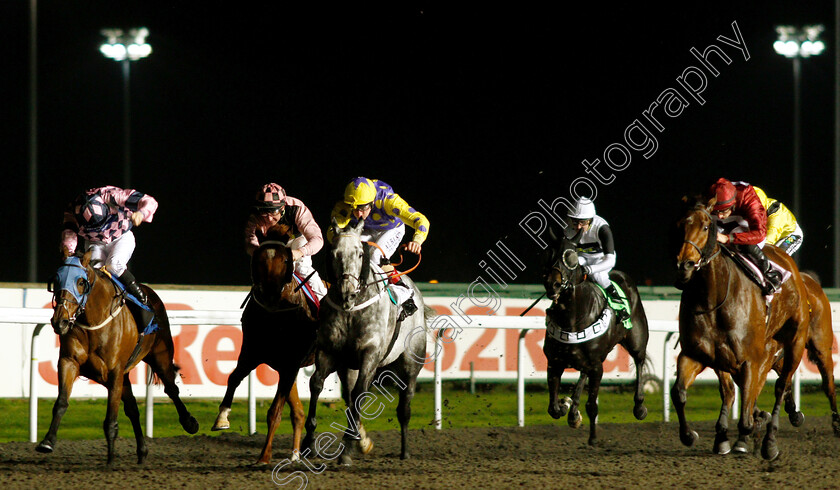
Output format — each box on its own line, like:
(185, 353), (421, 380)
(287, 236), (327, 300)
(86, 231), (135, 277)
(360, 224), (406, 266)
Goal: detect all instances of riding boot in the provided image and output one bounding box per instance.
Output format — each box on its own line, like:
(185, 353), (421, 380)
(743, 244), (782, 294)
(604, 284), (630, 323)
(119, 271), (155, 331)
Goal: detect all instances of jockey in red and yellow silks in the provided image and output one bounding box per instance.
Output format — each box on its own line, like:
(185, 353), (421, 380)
(752, 186), (803, 255)
(708, 178), (782, 294)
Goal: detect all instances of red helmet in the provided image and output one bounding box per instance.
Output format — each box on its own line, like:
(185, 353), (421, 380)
(711, 178), (736, 211)
(255, 183), (286, 210)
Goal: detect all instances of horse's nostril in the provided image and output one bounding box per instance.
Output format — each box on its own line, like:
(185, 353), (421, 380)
(680, 261), (695, 271)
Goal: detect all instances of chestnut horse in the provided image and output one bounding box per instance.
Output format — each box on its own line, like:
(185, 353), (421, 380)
(673, 198), (810, 460)
(211, 224), (317, 464)
(542, 234), (650, 445)
(716, 270), (839, 446)
(37, 249), (199, 464)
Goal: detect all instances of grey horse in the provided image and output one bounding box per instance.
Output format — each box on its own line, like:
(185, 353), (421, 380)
(301, 219), (430, 466)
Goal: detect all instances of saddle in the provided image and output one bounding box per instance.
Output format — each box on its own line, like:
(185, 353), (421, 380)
(719, 247), (790, 295)
(101, 269), (158, 335)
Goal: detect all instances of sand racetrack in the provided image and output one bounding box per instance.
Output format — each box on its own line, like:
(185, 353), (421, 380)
(2, 415), (839, 489)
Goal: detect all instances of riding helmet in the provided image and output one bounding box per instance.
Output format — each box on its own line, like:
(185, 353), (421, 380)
(343, 177), (377, 207)
(76, 194), (109, 228)
(256, 183), (286, 210)
(710, 178), (737, 211)
(568, 198), (596, 220)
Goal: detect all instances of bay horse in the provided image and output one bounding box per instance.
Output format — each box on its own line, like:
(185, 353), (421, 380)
(673, 197), (810, 460)
(211, 223), (318, 464)
(37, 248), (199, 464)
(716, 269), (839, 449)
(542, 234), (650, 445)
(301, 219), (429, 466)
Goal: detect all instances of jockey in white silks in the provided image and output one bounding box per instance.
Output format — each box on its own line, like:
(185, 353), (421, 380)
(566, 197), (629, 322)
(245, 183), (327, 301)
(327, 177), (430, 322)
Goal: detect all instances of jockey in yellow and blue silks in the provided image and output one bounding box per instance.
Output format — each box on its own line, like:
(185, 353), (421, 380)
(328, 177), (430, 321)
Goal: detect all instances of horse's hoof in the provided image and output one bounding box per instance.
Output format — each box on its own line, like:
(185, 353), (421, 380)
(755, 411), (771, 430)
(182, 416), (200, 434)
(587, 437), (598, 447)
(35, 441), (54, 454)
(360, 437), (374, 455)
(788, 411), (804, 427)
(290, 450), (301, 463)
(559, 397), (572, 417)
(679, 430), (699, 447)
(634, 404), (648, 421)
(714, 440), (731, 455)
(761, 441), (779, 461)
(339, 454), (353, 466)
(732, 440), (749, 453)
(210, 421), (229, 431)
(548, 406), (562, 420)
(568, 412), (583, 429)
(400, 452), (410, 460)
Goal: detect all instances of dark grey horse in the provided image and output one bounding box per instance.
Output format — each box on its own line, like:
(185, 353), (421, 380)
(302, 219), (430, 466)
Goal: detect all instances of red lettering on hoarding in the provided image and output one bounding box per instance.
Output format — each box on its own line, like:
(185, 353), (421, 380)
(603, 345), (631, 372)
(504, 329), (547, 372)
(257, 364), (280, 385)
(460, 329), (498, 371)
(167, 303), (201, 384)
(202, 325), (242, 385)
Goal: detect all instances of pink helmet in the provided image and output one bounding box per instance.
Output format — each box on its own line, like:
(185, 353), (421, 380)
(255, 183), (286, 209)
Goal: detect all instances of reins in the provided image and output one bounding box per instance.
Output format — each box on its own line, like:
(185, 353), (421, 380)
(684, 207), (730, 314)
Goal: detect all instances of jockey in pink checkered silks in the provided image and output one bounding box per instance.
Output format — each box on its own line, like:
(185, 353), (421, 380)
(61, 186), (158, 309)
(244, 183), (327, 301)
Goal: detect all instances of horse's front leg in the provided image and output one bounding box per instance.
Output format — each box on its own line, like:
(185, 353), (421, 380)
(287, 381), (305, 462)
(546, 360), (567, 419)
(584, 368), (604, 446)
(670, 353), (704, 448)
(120, 373), (148, 464)
(338, 358), (378, 466)
(104, 370), (125, 465)
(714, 370), (736, 455)
(302, 351), (335, 455)
(36, 357), (79, 454)
(568, 373), (587, 429)
(212, 356), (258, 431)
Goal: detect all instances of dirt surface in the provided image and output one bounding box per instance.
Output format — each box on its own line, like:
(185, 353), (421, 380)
(2, 416), (840, 489)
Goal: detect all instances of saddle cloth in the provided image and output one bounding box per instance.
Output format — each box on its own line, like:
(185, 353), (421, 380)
(731, 251), (791, 296)
(293, 272), (321, 315)
(104, 272), (159, 335)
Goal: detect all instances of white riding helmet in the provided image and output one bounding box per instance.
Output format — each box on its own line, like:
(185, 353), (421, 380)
(568, 198), (596, 220)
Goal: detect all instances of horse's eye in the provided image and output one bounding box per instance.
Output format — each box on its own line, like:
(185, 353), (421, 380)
(703, 226), (709, 231)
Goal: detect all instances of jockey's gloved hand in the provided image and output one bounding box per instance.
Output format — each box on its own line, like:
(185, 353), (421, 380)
(582, 265), (592, 275)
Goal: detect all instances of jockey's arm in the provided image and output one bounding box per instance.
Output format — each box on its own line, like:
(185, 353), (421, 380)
(731, 193), (768, 245)
(582, 225), (616, 274)
(99, 186), (158, 223)
(60, 209), (79, 254)
(290, 200), (324, 259)
(765, 201), (798, 245)
(383, 193), (429, 252)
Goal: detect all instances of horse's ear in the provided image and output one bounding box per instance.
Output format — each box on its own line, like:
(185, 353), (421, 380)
(706, 197), (717, 213)
(351, 219), (365, 235)
(547, 225), (560, 247)
(681, 195), (689, 204)
(61, 245), (72, 260)
(81, 250), (93, 268)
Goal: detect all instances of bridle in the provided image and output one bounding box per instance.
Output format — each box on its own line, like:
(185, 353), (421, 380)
(250, 240), (303, 312)
(681, 207), (731, 314)
(546, 247), (583, 299)
(49, 259), (124, 332)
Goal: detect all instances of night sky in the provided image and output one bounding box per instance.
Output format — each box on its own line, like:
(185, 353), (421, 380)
(2, 3), (837, 288)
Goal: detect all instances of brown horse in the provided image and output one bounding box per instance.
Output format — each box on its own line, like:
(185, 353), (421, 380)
(211, 224), (318, 464)
(37, 248), (199, 464)
(672, 198), (810, 460)
(716, 270), (840, 444)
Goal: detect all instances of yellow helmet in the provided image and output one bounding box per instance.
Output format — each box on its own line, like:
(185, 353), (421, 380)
(343, 177), (376, 207)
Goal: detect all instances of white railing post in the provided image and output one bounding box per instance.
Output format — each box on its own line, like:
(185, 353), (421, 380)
(662, 332), (676, 423)
(29, 323), (47, 443)
(145, 365), (154, 437)
(434, 329), (443, 430)
(517, 329), (529, 427)
(248, 370), (257, 434)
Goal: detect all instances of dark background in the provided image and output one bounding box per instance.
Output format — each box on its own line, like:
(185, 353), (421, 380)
(1, 3), (836, 288)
